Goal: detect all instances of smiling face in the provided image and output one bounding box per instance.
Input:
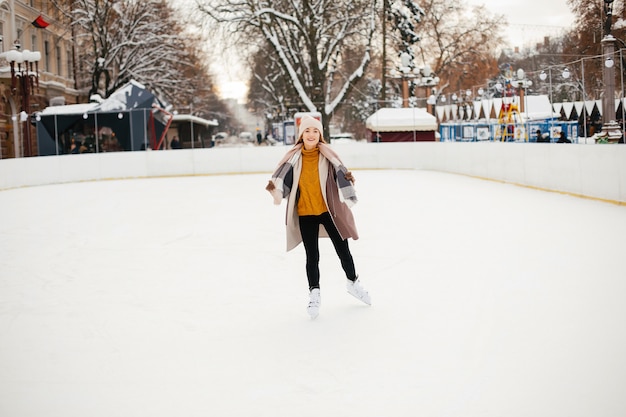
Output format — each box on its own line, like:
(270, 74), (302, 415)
(301, 127), (321, 150)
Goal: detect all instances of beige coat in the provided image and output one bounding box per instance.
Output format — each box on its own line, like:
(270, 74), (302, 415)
(280, 152), (359, 251)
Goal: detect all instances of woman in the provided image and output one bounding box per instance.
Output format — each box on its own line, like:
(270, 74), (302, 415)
(266, 115), (370, 319)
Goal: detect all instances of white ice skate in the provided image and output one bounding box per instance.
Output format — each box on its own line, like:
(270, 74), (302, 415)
(307, 288), (321, 319)
(347, 278), (371, 305)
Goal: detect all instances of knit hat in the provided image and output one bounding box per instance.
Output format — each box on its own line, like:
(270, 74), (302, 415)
(298, 115), (323, 139)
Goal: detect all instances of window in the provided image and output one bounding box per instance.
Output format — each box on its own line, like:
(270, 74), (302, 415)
(66, 45), (73, 78)
(56, 46), (61, 75)
(44, 40), (50, 72)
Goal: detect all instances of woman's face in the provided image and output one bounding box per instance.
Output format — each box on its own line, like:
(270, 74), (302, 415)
(301, 127), (321, 150)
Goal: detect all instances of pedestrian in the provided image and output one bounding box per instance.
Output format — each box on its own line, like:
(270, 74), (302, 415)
(536, 129), (549, 143)
(265, 115), (370, 319)
(70, 138), (80, 154)
(557, 130), (571, 143)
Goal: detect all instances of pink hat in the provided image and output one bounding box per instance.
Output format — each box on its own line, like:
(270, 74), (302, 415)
(298, 115), (323, 138)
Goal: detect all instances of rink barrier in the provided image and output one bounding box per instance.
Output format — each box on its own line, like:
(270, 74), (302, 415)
(1, 142), (625, 204)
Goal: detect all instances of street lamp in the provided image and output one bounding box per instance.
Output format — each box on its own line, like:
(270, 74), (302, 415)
(539, 69), (554, 136)
(426, 94), (437, 115)
(539, 70), (551, 102)
(0, 46), (41, 157)
(392, 52), (440, 108)
(539, 68), (572, 100)
(510, 68), (533, 113)
(463, 89), (472, 119)
(597, 0), (622, 143)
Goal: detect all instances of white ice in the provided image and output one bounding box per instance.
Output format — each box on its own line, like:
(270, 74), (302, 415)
(1, 170), (625, 417)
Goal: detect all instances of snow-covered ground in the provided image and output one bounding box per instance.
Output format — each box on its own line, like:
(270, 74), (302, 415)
(1, 170), (625, 417)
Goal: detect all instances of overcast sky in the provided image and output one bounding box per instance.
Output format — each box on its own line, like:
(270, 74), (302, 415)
(468, 0), (576, 47)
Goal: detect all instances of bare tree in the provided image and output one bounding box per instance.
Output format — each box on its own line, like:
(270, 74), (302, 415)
(197, 0), (378, 132)
(414, 0), (505, 96)
(247, 42), (300, 118)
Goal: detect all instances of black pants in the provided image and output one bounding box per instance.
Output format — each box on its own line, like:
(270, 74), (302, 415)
(299, 212), (357, 290)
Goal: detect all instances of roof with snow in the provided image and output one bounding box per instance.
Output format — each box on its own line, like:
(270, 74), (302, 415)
(523, 95), (556, 120)
(365, 107), (438, 132)
(172, 114), (219, 127)
(38, 80), (164, 116)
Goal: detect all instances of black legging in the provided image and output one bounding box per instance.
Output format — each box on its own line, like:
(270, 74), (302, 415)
(299, 212), (357, 290)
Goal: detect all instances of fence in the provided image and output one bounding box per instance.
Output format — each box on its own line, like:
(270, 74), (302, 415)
(1, 142), (625, 204)
(439, 121), (579, 143)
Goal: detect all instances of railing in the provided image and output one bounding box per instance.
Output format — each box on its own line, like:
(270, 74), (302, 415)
(439, 120), (580, 143)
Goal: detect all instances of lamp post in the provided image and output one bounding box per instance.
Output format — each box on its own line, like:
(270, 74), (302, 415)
(597, 0), (622, 143)
(539, 69), (552, 105)
(426, 94), (437, 115)
(1, 46), (41, 157)
(540, 67), (573, 138)
(391, 52), (440, 108)
(462, 89), (472, 120)
(511, 68), (533, 113)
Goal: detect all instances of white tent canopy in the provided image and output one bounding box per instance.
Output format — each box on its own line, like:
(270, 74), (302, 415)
(523, 95), (557, 120)
(366, 107), (437, 132)
(436, 95), (558, 121)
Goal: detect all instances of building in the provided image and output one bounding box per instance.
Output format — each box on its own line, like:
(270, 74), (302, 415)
(0, 0), (77, 158)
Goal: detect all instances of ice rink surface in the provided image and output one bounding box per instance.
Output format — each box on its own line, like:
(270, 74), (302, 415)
(1, 170), (625, 417)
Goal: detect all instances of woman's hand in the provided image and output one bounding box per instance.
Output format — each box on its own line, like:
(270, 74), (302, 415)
(266, 180), (276, 191)
(345, 171), (355, 184)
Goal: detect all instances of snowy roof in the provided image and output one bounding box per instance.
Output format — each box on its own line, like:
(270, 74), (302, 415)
(39, 103), (98, 116)
(98, 80), (161, 112)
(523, 95), (558, 120)
(172, 114), (219, 127)
(365, 107), (438, 132)
(37, 80), (163, 116)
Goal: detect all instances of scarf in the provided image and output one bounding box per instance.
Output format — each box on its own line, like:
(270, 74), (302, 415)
(268, 143), (358, 208)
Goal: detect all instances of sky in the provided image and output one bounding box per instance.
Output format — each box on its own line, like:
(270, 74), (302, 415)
(1, 165), (625, 416)
(468, 0), (576, 48)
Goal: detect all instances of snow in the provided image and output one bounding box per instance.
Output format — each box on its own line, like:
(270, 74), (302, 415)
(1, 170), (626, 417)
(39, 102), (98, 116)
(366, 107), (438, 131)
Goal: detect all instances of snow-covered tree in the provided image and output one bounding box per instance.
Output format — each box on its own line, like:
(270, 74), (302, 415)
(61, 0), (203, 106)
(387, 0), (425, 59)
(197, 0), (378, 132)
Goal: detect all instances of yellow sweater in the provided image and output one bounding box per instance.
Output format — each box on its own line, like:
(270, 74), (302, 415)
(297, 147), (327, 216)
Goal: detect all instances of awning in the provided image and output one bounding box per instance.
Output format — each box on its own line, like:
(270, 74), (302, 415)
(366, 107), (437, 132)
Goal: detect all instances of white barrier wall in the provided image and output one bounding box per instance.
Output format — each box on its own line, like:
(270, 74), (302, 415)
(1, 142), (625, 203)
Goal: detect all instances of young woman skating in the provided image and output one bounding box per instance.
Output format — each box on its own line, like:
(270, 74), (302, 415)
(266, 115), (370, 318)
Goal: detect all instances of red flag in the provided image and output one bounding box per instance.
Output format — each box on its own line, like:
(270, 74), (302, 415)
(32, 15), (49, 29)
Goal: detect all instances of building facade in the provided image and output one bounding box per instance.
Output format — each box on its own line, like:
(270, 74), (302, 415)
(0, 0), (78, 158)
